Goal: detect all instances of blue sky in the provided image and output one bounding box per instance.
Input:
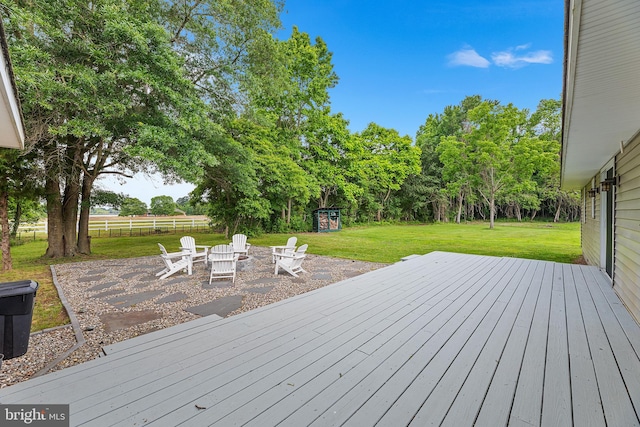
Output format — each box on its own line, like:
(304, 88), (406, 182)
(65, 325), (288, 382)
(101, 0), (564, 205)
(278, 0), (563, 137)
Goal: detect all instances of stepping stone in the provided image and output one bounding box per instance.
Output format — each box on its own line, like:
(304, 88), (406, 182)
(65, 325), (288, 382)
(106, 290), (164, 308)
(245, 286), (274, 294)
(291, 277), (307, 283)
(163, 276), (192, 286)
(202, 280), (234, 289)
(245, 278), (280, 285)
(184, 295), (243, 317)
(343, 270), (363, 278)
(137, 263), (161, 269)
(87, 268), (108, 275)
(87, 281), (119, 292)
(311, 273), (332, 280)
(132, 281), (154, 289)
(90, 289), (126, 299)
(156, 292), (188, 304)
(120, 271), (144, 280)
(77, 275), (105, 283)
(100, 310), (162, 333)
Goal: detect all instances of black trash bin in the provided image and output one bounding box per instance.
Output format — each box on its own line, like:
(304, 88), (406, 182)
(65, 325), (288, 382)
(0, 280), (38, 360)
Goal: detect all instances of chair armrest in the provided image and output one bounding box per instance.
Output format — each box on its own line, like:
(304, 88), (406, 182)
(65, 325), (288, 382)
(165, 251), (191, 259)
(195, 245), (210, 249)
(274, 252), (305, 260)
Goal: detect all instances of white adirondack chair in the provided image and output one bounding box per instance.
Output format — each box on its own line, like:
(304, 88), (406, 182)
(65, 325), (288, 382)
(274, 244), (308, 278)
(156, 243), (192, 280)
(230, 234), (251, 257)
(209, 244), (238, 284)
(270, 236), (297, 263)
(180, 236), (209, 266)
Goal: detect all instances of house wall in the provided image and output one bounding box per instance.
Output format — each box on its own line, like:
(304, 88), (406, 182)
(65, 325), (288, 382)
(614, 133), (640, 320)
(581, 177), (600, 266)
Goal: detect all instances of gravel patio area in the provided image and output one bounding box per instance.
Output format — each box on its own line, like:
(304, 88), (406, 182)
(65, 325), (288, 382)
(0, 246), (386, 388)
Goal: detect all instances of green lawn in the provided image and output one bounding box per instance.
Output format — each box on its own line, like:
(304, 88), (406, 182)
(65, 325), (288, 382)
(0, 221), (581, 332)
(252, 221), (581, 264)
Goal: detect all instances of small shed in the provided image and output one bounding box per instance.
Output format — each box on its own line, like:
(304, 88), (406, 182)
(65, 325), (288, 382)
(312, 208), (341, 232)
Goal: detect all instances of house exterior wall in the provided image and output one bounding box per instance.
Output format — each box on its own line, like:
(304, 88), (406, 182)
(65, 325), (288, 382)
(581, 177), (600, 266)
(613, 133), (640, 320)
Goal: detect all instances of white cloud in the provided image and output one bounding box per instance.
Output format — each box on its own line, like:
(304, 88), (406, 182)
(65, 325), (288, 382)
(491, 48), (553, 69)
(447, 48), (491, 68)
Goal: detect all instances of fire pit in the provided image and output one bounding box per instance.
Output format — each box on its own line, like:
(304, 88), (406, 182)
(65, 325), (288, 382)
(236, 255), (252, 272)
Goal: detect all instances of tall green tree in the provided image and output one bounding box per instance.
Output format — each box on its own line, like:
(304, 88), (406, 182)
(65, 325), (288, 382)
(163, 0), (282, 114)
(440, 101), (549, 229)
(119, 197), (147, 216)
(0, 148), (42, 270)
(150, 195), (176, 216)
(526, 98), (574, 221)
(356, 123), (421, 221)
(4, 0), (219, 256)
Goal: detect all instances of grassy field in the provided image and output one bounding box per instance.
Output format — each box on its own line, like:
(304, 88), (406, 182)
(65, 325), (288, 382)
(0, 221), (581, 332)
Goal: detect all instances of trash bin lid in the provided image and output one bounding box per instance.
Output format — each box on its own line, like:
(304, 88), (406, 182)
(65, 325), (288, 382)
(0, 280), (38, 298)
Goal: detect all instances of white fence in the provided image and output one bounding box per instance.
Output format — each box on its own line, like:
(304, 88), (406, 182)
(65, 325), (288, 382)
(15, 217), (211, 238)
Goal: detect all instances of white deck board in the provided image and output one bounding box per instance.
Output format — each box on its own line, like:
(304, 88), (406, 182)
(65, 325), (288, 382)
(2, 251), (640, 427)
(541, 263), (572, 426)
(563, 264), (606, 427)
(508, 261), (554, 426)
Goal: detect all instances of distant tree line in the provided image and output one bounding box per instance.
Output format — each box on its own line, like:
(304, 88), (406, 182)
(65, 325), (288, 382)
(0, 0), (577, 266)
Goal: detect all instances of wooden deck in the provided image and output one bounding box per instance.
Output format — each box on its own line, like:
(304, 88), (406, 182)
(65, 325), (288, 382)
(2, 251), (640, 426)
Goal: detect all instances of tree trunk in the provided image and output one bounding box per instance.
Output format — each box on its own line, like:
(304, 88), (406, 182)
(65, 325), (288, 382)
(455, 193), (463, 224)
(10, 201), (21, 237)
(77, 174), (93, 254)
(45, 176), (65, 258)
(432, 201), (440, 222)
(530, 209), (538, 221)
(0, 190), (12, 271)
(554, 198), (562, 223)
(489, 194), (495, 229)
(61, 179), (80, 257)
(287, 198), (291, 224)
(515, 204), (522, 221)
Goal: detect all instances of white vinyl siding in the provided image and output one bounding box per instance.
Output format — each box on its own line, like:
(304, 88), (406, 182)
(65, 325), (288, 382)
(582, 178), (601, 266)
(614, 133), (640, 321)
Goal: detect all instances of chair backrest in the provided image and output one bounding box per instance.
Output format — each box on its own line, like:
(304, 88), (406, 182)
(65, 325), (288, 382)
(209, 244), (236, 273)
(158, 243), (169, 256)
(210, 244), (235, 261)
(287, 244), (308, 271)
(180, 236), (196, 250)
(280, 244), (308, 268)
(286, 236), (297, 248)
(158, 243), (175, 269)
(231, 234), (247, 249)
